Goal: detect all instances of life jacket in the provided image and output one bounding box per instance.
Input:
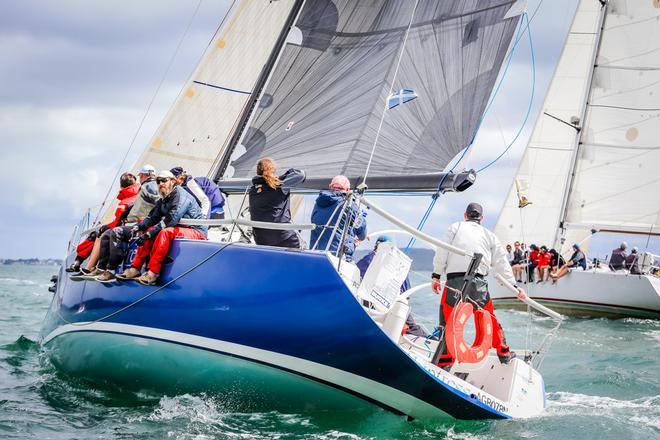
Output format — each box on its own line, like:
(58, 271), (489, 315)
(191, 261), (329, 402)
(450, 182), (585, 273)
(107, 182), (140, 228)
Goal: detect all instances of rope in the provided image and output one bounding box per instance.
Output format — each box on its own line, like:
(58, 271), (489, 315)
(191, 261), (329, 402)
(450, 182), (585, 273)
(361, 0), (421, 188)
(92, 0), (205, 225)
(476, 12), (536, 173)
(57, 242), (233, 326)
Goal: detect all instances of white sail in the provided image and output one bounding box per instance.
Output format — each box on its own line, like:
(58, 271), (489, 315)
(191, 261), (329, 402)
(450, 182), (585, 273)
(494, 0), (602, 249)
(133, 0), (296, 178)
(564, 0), (660, 234)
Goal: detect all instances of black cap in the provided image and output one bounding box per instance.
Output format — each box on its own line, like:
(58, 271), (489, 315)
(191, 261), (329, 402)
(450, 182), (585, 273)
(170, 166), (185, 177)
(465, 202), (483, 219)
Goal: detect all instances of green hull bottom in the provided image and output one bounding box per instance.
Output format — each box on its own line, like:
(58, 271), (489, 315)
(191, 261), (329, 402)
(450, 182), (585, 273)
(44, 331), (378, 414)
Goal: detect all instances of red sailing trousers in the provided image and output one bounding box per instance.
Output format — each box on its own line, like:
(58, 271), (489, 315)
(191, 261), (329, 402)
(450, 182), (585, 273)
(437, 286), (509, 367)
(131, 227), (206, 274)
(76, 239), (95, 260)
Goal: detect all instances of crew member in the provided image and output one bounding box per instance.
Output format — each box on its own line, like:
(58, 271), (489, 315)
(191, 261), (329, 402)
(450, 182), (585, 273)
(310, 175), (367, 261)
(95, 164), (160, 282)
(248, 158), (306, 248)
(431, 202), (527, 368)
(609, 242), (628, 271)
(549, 243), (587, 282)
(171, 166), (225, 219)
(119, 170), (207, 285)
(626, 247), (641, 274)
(78, 172), (140, 276)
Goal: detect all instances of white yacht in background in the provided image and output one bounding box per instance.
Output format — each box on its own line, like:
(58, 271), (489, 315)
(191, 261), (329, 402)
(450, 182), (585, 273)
(490, 0), (660, 319)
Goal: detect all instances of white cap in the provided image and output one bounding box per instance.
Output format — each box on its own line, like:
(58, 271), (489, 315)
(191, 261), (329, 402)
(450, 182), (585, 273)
(138, 164), (156, 175)
(157, 170), (175, 179)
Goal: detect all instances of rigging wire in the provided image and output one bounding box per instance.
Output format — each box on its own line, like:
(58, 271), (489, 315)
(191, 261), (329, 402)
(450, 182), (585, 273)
(91, 0), (205, 225)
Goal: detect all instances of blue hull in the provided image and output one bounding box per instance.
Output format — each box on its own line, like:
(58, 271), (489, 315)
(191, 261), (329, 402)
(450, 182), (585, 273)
(41, 240), (507, 420)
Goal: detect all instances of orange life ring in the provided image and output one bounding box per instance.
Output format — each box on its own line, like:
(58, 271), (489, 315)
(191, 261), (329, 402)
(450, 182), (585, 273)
(446, 302), (493, 364)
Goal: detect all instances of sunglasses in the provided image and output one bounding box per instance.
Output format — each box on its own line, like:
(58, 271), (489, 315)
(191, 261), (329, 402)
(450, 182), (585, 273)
(156, 178), (171, 184)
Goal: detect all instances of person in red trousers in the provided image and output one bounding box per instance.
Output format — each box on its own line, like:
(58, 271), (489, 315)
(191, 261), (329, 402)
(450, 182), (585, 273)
(117, 170), (208, 285)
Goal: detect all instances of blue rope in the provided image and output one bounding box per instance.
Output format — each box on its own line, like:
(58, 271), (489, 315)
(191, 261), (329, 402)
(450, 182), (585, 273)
(405, 13), (532, 251)
(477, 12), (535, 173)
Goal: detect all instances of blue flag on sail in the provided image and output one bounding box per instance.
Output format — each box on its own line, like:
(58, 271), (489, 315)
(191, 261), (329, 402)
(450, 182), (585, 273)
(387, 89), (417, 109)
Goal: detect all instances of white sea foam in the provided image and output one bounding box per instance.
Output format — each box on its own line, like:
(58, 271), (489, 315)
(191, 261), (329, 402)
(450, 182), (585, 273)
(0, 278), (37, 286)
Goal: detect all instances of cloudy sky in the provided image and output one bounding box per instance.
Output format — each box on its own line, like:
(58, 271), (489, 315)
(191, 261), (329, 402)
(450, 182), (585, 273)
(1, 0), (654, 260)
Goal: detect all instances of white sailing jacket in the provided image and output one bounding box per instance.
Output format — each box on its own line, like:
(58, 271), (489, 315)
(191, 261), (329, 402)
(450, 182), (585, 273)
(433, 220), (516, 285)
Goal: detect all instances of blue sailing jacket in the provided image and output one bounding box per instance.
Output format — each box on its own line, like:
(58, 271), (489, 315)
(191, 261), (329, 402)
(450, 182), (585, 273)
(310, 190), (366, 261)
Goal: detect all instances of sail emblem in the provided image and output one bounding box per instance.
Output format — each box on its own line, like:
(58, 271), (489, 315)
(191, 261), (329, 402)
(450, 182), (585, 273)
(387, 89), (418, 109)
(285, 121), (295, 131)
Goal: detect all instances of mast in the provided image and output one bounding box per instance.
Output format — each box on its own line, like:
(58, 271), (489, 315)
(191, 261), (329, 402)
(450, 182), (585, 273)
(553, 0), (609, 249)
(212, 0), (306, 182)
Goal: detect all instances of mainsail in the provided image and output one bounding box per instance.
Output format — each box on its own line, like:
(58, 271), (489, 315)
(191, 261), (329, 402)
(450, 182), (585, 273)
(132, 0), (297, 178)
(219, 0), (524, 190)
(564, 0), (660, 234)
(495, 0), (660, 250)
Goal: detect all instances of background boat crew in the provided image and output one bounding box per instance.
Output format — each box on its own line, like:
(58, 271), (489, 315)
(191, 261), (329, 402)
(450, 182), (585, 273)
(170, 166), (225, 219)
(431, 202), (527, 368)
(356, 235), (427, 337)
(118, 170), (207, 285)
(548, 248), (565, 276)
(536, 245), (551, 283)
(626, 247), (641, 274)
(309, 175), (367, 262)
(506, 244), (514, 265)
(609, 242), (628, 271)
(79, 172), (139, 276)
(510, 241), (525, 282)
(527, 244), (539, 283)
(549, 243), (587, 283)
(248, 158), (306, 248)
(92, 165), (160, 282)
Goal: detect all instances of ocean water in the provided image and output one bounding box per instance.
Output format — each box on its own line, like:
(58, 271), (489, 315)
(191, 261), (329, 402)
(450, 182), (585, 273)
(1, 264), (658, 439)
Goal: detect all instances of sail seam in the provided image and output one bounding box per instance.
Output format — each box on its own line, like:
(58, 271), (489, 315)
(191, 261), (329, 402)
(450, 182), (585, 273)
(192, 80), (252, 95)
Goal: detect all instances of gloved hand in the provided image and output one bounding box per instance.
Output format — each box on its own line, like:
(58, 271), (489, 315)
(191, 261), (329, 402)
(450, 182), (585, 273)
(135, 234), (148, 246)
(431, 273), (442, 294)
(130, 225), (141, 236)
(135, 229), (154, 246)
(98, 225), (109, 235)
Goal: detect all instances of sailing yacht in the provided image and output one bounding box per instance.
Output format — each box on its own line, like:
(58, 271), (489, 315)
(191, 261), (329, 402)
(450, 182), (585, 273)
(490, 0), (660, 319)
(40, 0), (559, 420)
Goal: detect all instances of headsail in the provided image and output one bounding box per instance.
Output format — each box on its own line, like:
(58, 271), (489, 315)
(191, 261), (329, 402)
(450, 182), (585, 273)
(494, 0), (603, 249)
(132, 0), (297, 178)
(219, 0), (524, 190)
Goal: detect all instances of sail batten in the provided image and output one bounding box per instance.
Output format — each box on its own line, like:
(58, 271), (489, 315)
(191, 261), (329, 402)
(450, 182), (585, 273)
(218, 0), (522, 189)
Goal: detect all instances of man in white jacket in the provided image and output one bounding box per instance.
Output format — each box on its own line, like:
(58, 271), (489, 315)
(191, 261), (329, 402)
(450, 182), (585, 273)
(431, 202), (527, 367)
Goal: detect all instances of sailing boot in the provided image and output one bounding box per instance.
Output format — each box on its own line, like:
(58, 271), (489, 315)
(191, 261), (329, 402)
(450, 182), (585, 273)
(96, 270), (116, 283)
(136, 271), (159, 286)
(497, 347), (517, 365)
(65, 261), (81, 273)
(116, 267), (141, 281)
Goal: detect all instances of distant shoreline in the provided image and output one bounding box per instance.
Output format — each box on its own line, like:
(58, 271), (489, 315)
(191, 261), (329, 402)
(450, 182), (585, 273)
(1, 259), (63, 266)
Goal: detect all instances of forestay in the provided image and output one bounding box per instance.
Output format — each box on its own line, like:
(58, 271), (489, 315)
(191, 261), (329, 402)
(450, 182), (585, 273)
(222, 0), (524, 190)
(133, 0), (297, 178)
